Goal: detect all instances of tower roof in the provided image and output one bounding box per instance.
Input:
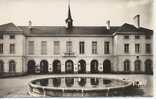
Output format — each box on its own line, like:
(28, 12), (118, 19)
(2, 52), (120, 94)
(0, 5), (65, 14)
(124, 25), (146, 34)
(68, 4), (72, 19)
(65, 2), (73, 29)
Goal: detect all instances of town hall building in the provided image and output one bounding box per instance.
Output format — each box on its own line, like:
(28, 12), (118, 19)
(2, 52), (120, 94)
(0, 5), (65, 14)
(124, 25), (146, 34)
(0, 5), (153, 76)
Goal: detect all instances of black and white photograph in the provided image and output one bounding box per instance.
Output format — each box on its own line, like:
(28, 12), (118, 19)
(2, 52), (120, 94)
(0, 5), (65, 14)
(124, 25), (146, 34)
(0, 0), (154, 98)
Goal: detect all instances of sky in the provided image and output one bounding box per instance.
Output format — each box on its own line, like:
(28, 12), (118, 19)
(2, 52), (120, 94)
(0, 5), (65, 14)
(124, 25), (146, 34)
(0, 0), (153, 29)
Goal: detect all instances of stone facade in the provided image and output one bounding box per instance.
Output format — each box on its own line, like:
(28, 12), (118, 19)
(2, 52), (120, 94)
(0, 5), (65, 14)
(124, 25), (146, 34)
(0, 29), (153, 74)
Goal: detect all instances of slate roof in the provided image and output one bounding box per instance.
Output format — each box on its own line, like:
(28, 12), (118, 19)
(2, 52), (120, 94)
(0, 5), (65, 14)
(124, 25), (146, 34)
(0, 23), (23, 33)
(0, 22), (153, 36)
(115, 23), (153, 35)
(19, 26), (119, 36)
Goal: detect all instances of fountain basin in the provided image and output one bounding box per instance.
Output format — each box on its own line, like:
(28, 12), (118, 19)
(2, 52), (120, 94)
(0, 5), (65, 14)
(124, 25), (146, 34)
(28, 75), (133, 97)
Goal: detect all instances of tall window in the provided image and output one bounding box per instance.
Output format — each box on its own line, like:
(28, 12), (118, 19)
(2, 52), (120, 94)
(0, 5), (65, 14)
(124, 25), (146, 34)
(104, 42), (110, 54)
(124, 44), (129, 53)
(124, 60), (130, 72)
(41, 41), (47, 55)
(145, 35), (151, 39)
(0, 60), (4, 73)
(92, 41), (97, 54)
(135, 44), (140, 53)
(54, 41), (60, 55)
(135, 35), (140, 39)
(66, 41), (72, 53)
(0, 34), (3, 39)
(9, 60), (16, 73)
(79, 41), (85, 54)
(124, 35), (129, 39)
(28, 41), (34, 55)
(10, 35), (15, 39)
(135, 60), (141, 72)
(146, 44), (151, 54)
(0, 44), (3, 54)
(10, 44), (15, 54)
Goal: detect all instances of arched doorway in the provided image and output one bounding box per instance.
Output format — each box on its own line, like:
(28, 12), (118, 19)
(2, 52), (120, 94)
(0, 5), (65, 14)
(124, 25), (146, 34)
(91, 78), (99, 86)
(0, 60), (4, 73)
(145, 59), (153, 74)
(134, 60), (141, 73)
(103, 60), (111, 73)
(124, 60), (130, 73)
(78, 77), (86, 87)
(53, 60), (61, 73)
(53, 78), (61, 87)
(40, 60), (48, 73)
(9, 60), (16, 73)
(27, 60), (36, 73)
(65, 60), (74, 73)
(65, 77), (74, 87)
(78, 60), (86, 73)
(90, 60), (98, 73)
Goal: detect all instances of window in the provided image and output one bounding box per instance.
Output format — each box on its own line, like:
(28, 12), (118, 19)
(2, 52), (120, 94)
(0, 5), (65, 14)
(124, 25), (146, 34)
(92, 41), (97, 54)
(135, 44), (140, 53)
(146, 44), (151, 54)
(41, 41), (47, 55)
(145, 35), (151, 39)
(0, 34), (3, 39)
(10, 44), (15, 54)
(135, 35), (140, 39)
(10, 35), (15, 39)
(9, 60), (16, 73)
(28, 41), (34, 55)
(54, 41), (60, 55)
(135, 60), (141, 72)
(0, 60), (4, 73)
(0, 44), (3, 54)
(124, 35), (129, 39)
(124, 60), (130, 72)
(104, 42), (110, 54)
(124, 44), (129, 53)
(79, 41), (85, 54)
(66, 41), (72, 52)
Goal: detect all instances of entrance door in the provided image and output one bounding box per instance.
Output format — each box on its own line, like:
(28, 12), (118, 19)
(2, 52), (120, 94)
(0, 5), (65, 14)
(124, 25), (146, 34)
(65, 60), (74, 73)
(78, 60), (86, 73)
(40, 60), (48, 73)
(103, 60), (111, 73)
(145, 59), (153, 74)
(27, 60), (36, 73)
(90, 60), (98, 73)
(53, 60), (61, 73)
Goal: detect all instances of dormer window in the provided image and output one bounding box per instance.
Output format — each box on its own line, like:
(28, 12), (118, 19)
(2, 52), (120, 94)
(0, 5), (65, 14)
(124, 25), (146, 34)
(124, 35), (129, 39)
(0, 34), (3, 39)
(10, 35), (15, 39)
(135, 35), (140, 39)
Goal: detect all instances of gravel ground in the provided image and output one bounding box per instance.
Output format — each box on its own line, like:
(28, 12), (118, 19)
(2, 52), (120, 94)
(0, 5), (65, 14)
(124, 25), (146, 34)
(0, 74), (153, 97)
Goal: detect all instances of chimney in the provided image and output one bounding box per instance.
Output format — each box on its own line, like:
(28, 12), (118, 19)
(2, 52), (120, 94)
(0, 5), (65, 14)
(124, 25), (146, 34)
(106, 20), (110, 30)
(133, 15), (140, 28)
(28, 20), (32, 29)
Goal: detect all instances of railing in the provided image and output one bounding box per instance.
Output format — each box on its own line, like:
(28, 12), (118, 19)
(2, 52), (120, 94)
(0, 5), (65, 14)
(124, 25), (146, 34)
(63, 52), (76, 57)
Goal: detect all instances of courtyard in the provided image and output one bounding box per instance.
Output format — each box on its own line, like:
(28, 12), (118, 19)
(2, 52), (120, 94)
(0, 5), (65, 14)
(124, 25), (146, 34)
(0, 74), (153, 97)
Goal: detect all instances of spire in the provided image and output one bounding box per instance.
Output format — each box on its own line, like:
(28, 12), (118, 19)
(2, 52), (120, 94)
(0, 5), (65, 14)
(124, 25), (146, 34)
(65, 0), (73, 29)
(68, 4), (72, 19)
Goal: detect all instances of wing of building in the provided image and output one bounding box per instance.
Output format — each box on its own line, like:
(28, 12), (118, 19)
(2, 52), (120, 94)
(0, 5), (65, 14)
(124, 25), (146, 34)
(0, 6), (153, 76)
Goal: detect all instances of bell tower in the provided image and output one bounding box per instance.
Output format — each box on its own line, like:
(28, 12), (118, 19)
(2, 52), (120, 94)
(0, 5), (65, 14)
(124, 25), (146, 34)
(65, 2), (73, 29)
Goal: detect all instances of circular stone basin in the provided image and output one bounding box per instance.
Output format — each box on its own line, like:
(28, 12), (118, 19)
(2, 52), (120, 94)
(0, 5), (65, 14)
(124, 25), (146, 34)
(28, 76), (133, 97)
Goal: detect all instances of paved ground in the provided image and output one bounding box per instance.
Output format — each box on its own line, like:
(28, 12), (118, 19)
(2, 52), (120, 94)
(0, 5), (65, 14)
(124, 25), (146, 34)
(0, 74), (153, 97)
